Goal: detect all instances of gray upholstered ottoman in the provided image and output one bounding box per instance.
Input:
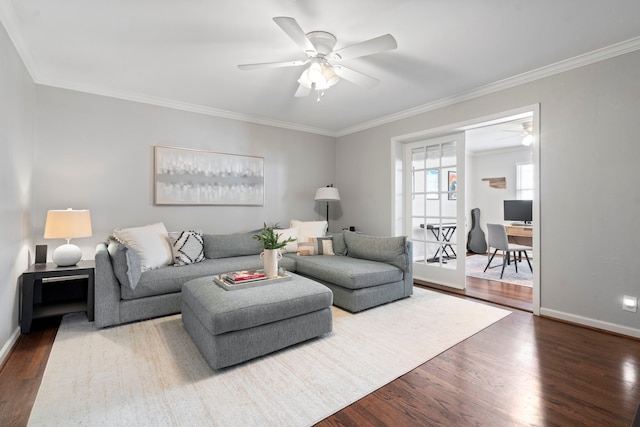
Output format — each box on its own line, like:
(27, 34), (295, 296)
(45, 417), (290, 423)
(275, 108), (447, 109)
(181, 273), (333, 369)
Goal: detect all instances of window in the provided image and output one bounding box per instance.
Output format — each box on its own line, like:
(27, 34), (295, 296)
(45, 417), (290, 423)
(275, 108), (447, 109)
(516, 163), (533, 200)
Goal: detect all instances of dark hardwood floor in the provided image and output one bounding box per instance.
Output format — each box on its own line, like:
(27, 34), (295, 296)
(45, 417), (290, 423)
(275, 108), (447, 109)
(0, 317), (60, 427)
(421, 275), (533, 312)
(2, 281), (639, 427)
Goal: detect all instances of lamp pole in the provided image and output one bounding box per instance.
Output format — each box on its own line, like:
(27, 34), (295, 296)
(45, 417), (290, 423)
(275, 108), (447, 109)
(314, 184), (340, 229)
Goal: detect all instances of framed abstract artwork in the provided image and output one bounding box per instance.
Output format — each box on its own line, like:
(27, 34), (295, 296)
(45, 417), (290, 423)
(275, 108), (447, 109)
(154, 146), (264, 206)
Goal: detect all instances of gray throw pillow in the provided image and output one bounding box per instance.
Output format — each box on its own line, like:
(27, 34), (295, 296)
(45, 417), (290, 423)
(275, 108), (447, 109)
(327, 232), (347, 256)
(203, 233), (263, 259)
(343, 231), (408, 269)
(107, 241), (142, 290)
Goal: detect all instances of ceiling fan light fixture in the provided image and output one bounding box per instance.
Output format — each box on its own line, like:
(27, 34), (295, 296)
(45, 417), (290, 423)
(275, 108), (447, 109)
(322, 65), (340, 87)
(298, 62), (340, 91)
(297, 69), (314, 89)
(307, 60), (323, 82)
(522, 134), (533, 146)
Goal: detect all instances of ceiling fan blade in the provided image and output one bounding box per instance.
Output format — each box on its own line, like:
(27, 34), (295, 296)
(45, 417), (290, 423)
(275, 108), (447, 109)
(334, 66), (380, 88)
(329, 34), (397, 61)
(238, 59), (308, 70)
(273, 17), (316, 53)
(294, 85), (311, 97)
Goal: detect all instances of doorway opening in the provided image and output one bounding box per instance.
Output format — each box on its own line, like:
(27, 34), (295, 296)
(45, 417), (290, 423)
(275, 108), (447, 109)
(391, 105), (540, 314)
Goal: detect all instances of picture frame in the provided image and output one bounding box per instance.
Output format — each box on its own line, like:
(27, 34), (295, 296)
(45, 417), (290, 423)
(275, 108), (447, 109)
(154, 146), (264, 206)
(447, 171), (457, 200)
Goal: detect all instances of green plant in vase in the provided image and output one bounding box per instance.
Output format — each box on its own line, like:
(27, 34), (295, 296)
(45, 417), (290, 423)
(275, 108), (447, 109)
(253, 223), (296, 278)
(253, 223), (296, 250)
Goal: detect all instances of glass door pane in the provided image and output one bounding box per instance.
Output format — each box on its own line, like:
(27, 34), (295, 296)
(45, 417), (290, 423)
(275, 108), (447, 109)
(406, 133), (465, 289)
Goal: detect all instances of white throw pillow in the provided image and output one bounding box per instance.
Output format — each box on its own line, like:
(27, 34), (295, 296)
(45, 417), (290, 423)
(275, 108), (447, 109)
(113, 222), (173, 271)
(289, 219), (327, 242)
(275, 227), (299, 253)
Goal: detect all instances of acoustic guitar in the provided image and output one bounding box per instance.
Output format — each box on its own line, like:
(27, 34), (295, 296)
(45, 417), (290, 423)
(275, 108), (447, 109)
(467, 208), (487, 254)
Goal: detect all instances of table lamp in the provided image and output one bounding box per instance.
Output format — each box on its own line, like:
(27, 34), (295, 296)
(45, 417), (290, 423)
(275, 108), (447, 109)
(44, 208), (92, 267)
(315, 185), (340, 225)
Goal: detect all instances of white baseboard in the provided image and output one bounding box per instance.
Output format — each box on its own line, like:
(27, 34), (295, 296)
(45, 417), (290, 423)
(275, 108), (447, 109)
(540, 308), (640, 339)
(0, 326), (21, 369)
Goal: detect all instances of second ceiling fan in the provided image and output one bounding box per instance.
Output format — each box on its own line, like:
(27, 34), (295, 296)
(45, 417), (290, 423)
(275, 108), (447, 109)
(238, 17), (397, 100)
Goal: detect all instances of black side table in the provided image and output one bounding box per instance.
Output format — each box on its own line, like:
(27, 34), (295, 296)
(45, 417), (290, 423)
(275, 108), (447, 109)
(20, 260), (95, 333)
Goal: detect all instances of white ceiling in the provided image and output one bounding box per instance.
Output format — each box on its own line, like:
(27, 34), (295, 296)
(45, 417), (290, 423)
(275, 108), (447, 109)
(2, 0), (640, 136)
(466, 118), (532, 153)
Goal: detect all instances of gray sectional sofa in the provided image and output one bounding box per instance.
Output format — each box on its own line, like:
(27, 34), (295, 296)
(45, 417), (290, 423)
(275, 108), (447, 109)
(95, 230), (413, 328)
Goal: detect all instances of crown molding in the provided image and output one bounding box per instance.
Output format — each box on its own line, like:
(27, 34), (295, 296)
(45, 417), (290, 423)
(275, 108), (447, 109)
(35, 78), (338, 137)
(335, 36), (640, 137)
(0, 0), (41, 81)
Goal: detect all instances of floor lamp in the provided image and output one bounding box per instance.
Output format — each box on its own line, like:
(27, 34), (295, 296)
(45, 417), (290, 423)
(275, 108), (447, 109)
(315, 185), (340, 228)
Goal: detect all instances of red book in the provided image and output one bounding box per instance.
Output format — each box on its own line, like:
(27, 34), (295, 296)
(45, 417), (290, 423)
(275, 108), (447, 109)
(225, 270), (266, 283)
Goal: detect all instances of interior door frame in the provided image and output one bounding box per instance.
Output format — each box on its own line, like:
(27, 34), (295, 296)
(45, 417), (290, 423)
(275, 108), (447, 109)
(391, 104), (541, 315)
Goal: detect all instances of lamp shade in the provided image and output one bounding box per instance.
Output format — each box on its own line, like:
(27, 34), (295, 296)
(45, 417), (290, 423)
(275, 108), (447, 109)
(44, 209), (92, 240)
(315, 187), (340, 201)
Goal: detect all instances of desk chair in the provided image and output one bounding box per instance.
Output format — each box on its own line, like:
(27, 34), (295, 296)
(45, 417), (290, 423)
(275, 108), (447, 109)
(484, 223), (532, 279)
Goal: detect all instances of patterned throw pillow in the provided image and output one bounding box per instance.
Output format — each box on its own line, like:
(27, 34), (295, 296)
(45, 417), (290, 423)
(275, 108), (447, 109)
(172, 231), (205, 266)
(297, 237), (335, 256)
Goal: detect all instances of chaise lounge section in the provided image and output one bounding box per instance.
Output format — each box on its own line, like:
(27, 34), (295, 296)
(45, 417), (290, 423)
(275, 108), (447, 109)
(288, 231), (413, 313)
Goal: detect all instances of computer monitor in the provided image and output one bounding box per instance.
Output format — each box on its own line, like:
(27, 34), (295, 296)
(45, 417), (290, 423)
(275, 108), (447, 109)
(503, 199), (532, 224)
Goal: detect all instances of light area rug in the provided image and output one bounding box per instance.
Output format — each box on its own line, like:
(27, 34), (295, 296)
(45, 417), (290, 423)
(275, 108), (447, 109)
(466, 254), (533, 287)
(28, 287), (510, 427)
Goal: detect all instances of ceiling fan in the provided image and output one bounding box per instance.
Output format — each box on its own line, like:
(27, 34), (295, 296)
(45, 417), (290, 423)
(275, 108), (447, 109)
(238, 17), (397, 100)
(500, 122), (533, 146)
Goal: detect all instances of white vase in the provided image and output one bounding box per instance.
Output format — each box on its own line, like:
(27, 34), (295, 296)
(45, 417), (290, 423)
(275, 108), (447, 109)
(260, 249), (282, 279)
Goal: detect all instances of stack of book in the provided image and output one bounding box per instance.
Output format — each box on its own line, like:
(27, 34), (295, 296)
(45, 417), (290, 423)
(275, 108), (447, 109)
(223, 270), (266, 285)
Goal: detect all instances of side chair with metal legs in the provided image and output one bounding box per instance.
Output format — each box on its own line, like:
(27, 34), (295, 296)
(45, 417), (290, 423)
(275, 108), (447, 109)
(484, 223), (532, 279)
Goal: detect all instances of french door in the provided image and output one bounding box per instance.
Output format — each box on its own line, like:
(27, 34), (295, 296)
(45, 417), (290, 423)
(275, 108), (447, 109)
(405, 133), (465, 289)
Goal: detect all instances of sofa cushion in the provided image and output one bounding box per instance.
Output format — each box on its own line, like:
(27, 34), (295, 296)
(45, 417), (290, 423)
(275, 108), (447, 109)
(328, 232), (347, 256)
(290, 254), (403, 290)
(297, 237), (335, 256)
(107, 242), (142, 290)
(203, 233), (263, 259)
(182, 274), (332, 336)
(343, 231), (409, 270)
(112, 222), (173, 271)
(120, 255), (297, 300)
(171, 230), (205, 266)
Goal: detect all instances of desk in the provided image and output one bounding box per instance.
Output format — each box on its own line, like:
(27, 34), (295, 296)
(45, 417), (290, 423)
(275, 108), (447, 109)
(505, 225), (533, 247)
(420, 223), (457, 262)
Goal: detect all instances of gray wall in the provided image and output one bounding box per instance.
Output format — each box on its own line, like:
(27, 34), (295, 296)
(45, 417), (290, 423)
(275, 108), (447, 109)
(33, 86), (337, 259)
(336, 50), (640, 336)
(467, 146), (533, 228)
(0, 21), (36, 361)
